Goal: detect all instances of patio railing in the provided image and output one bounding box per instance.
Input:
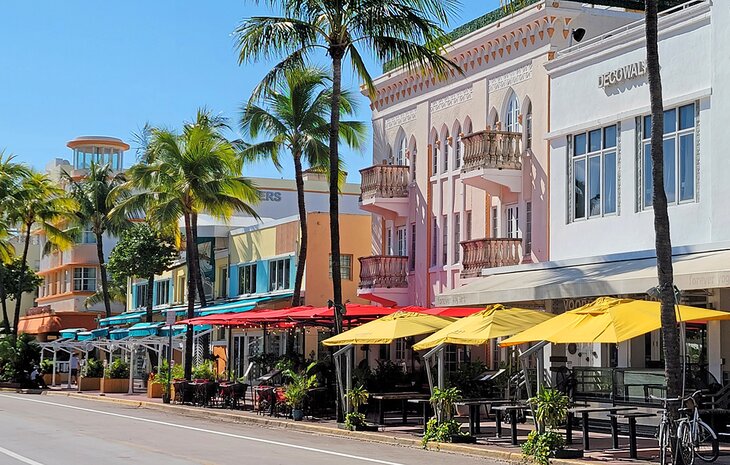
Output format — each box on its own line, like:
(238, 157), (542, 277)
(358, 255), (408, 289)
(359, 165), (410, 201)
(460, 238), (522, 277)
(461, 129), (523, 172)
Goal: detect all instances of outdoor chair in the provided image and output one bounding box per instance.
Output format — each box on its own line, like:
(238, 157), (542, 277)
(232, 383), (248, 409)
(173, 380), (190, 405)
(256, 386), (276, 416)
(274, 387), (290, 418)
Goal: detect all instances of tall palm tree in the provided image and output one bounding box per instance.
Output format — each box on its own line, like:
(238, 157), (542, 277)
(118, 115), (259, 379)
(234, 0), (460, 331)
(645, 0), (681, 409)
(64, 163), (129, 318)
(6, 172), (75, 337)
(240, 67), (366, 306)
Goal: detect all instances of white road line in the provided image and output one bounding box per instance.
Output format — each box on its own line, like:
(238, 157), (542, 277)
(0, 445), (45, 465)
(0, 395), (405, 465)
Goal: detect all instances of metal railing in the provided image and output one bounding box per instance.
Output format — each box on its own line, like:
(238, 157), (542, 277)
(359, 165), (410, 201)
(461, 130), (522, 172)
(358, 255), (408, 289)
(460, 238), (522, 277)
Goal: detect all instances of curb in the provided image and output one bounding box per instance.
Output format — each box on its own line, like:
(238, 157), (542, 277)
(34, 390), (595, 465)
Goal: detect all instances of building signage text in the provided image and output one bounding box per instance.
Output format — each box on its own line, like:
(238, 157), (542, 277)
(598, 61), (647, 88)
(258, 191), (282, 202)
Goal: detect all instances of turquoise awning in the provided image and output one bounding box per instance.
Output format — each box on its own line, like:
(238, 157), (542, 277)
(109, 328), (129, 340)
(76, 331), (94, 341)
(195, 294), (291, 317)
(98, 311), (146, 327)
(59, 328), (86, 340)
(128, 322), (163, 338)
(91, 328), (109, 339)
(159, 324), (212, 337)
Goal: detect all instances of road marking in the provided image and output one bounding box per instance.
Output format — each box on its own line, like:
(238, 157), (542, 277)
(0, 445), (45, 465)
(0, 395), (405, 465)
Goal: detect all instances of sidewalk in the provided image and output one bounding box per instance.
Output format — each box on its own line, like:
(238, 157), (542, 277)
(30, 387), (689, 465)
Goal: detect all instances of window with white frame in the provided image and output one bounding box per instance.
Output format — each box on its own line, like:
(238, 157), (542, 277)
(506, 205), (519, 239)
(491, 207), (498, 238)
(135, 283), (148, 308)
(268, 258), (291, 291)
(329, 254), (353, 280)
(80, 230), (96, 244)
(155, 280), (170, 306)
(525, 202), (532, 255)
(505, 93), (521, 133)
(396, 136), (408, 166)
(395, 226), (406, 256)
(642, 103), (696, 207)
(431, 217), (438, 266)
(453, 213), (460, 264)
(442, 133), (450, 173)
(73, 267), (96, 292)
(442, 215), (448, 265)
(238, 263), (257, 295)
(409, 223), (416, 271)
(395, 338), (407, 362)
(572, 124), (618, 219)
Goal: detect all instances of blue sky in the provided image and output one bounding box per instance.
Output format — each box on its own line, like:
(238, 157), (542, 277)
(0, 0), (501, 182)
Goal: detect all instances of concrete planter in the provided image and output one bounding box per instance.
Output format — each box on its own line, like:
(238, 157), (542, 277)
(78, 377), (101, 391)
(44, 373), (69, 385)
(101, 378), (129, 394)
(147, 382), (164, 398)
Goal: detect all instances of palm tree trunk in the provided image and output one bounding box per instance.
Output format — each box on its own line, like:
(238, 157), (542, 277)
(191, 213), (207, 308)
(646, 0), (682, 408)
(12, 223), (32, 338)
(292, 154), (308, 307)
(146, 275), (154, 323)
(183, 213), (196, 380)
(0, 265), (10, 335)
(329, 51), (345, 336)
(95, 231), (112, 318)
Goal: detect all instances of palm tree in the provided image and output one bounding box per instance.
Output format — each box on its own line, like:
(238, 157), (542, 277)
(234, 0), (460, 331)
(645, 0), (682, 410)
(118, 114), (259, 379)
(240, 67), (366, 306)
(64, 162), (129, 318)
(6, 172), (75, 337)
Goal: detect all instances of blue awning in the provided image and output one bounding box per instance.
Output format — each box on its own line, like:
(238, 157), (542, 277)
(159, 324), (212, 337)
(76, 331), (94, 341)
(109, 328), (129, 340)
(91, 328), (109, 339)
(59, 328), (87, 340)
(195, 294), (291, 317)
(98, 311), (146, 327)
(128, 322), (163, 338)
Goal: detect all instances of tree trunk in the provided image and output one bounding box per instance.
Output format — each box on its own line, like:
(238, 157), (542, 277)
(329, 52), (345, 336)
(292, 154), (308, 307)
(0, 265), (10, 335)
(12, 223), (32, 338)
(183, 213), (196, 380)
(191, 213), (207, 308)
(646, 0), (682, 408)
(146, 275), (154, 323)
(95, 230), (112, 318)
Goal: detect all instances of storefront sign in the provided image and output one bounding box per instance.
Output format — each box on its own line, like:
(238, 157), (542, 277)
(598, 60), (647, 88)
(258, 191), (282, 202)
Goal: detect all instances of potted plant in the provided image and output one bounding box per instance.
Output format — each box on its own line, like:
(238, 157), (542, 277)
(284, 363), (317, 421)
(101, 358), (130, 393)
(522, 388), (581, 464)
(39, 359), (55, 385)
(422, 387), (474, 446)
(344, 384), (375, 431)
(79, 358), (104, 391)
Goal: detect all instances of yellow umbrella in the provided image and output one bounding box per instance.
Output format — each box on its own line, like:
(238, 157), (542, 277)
(412, 304), (554, 350)
(501, 297), (730, 347)
(322, 311), (454, 346)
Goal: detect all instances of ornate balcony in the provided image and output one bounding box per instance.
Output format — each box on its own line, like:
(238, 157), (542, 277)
(359, 164), (410, 219)
(460, 238), (522, 278)
(358, 255), (409, 306)
(460, 130), (523, 193)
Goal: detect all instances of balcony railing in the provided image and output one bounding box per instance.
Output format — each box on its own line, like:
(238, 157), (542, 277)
(359, 165), (410, 201)
(461, 130), (522, 172)
(358, 255), (408, 289)
(460, 238), (522, 278)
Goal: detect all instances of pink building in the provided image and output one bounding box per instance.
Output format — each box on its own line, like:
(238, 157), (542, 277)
(357, 1), (636, 307)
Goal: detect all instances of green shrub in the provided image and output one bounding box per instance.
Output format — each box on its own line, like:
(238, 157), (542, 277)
(430, 386), (461, 424)
(39, 359), (54, 375)
(0, 334), (41, 385)
(81, 358), (104, 378)
(191, 361), (216, 381)
(284, 363), (317, 409)
(531, 388), (569, 432)
(521, 430), (565, 465)
(105, 358), (129, 379)
(422, 418), (463, 447)
(344, 412), (367, 430)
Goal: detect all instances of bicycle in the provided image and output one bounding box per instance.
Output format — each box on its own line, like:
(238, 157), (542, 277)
(653, 395), (681, 465)
(676, 390), (719, 465)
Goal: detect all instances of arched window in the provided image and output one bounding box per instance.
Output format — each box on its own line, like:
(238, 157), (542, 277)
(505, 93), (521, 133)
(453, 123), (462, 169)
(525, 101), (533, 149)
(442, 130), (450, 173)
(396, 135), (408, 166)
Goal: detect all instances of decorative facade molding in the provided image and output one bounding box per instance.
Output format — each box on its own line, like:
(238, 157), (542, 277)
(488, 64), (533, 93)
(384, 109), (417, 130)
(430, 87), (474, 114)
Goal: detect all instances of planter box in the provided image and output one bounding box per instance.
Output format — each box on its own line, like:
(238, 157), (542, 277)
(78, 377), (101, 391)
(553, 449), (584, 459)
(43, 373), (69, 385)
(147, 382), (164, 398)
(101, 378), (129, 394)
(449, 434), (477, 444)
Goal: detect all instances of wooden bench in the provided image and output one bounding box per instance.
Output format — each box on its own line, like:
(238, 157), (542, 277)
(608, 411), (656, 459)
(568, 406), (637, 450)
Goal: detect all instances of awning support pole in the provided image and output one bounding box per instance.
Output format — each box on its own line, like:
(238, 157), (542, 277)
(423, 343), (445, 395)
(52, 348), (57, 387)
(517, 340), (549, 399)
(128, 345), (135, 394)
(333, 344), (353, 413)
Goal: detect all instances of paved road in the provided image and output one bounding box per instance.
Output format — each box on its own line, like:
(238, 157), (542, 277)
(0, 394), (498, 465)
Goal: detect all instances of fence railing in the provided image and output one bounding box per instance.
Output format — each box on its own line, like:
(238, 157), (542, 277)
(358, 255), (408, 289)
(359, 165), (410, 201)
(461, 130), (522, 172)
(460, 238), (522, 277)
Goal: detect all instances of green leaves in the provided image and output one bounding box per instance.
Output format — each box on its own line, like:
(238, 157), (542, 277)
(107, 224), (178, 283)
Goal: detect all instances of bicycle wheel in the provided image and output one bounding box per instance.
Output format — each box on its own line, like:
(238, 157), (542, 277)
(658, 422), (670, 465)
(694, 420), (719, 463)
(677, 421), (695, 465)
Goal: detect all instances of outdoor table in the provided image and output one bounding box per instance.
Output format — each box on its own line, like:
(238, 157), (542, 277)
(607, 411), (656, 459)
(567, 406), (637, 450)
(370, 392), (427, 425)
(492, 404), (529, 445)
(455, 399), (513, 436)
(407, 398), (432, 433)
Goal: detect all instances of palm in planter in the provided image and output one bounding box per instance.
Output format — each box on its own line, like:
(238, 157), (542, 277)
(345, 385), (369, 431)
(423, 387), (470, 446)
(523, 388), (572, 465)
(284, 364), (317, 421)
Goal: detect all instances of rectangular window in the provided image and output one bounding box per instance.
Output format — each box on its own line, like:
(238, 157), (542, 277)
(268, 258), (291, 291)
(396, 227), (407, 256)
(491, 207), (498, 238)
(395, 339), (406, 362)
(642, 103), (696, 207)
(442, 215), (448, 266)
(218, 268), (228, 299)
(506, 206), (519, 239)
(525, 202), (532, 255)
(80, 230), (96, 244)
(238, 263), (257, 295)
(155, 280), (170, 306)
(455, 135), (462, 169)
(431, 217), (438, 266)
(73, 267), (97, 292)
(453, 213), (460, 264)
(443, 140), (449, 173)
(572, 124), (617, 219)
(409, 223), (416, 272)
(386, 227), (393, 256)
(135, 283), (148, 308)
(432, 146), (438, 176)
(329, 254), (353, 280)
(465, 211), (472, 241)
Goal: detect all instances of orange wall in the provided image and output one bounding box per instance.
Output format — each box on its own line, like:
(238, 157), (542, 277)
(304, 212), (371, 306)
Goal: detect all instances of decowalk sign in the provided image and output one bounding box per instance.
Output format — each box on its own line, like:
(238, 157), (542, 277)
(598, 60), (647, 89)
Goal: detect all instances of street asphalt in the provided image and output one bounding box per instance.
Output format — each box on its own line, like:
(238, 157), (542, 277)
(0, 394), (501, 465)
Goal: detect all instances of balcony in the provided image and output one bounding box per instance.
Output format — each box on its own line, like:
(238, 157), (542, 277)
(357, 255), (409, 306)
(359, 164), (410, 219)
(460, 238), (522, 278)
(461, 130), (523, 193)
